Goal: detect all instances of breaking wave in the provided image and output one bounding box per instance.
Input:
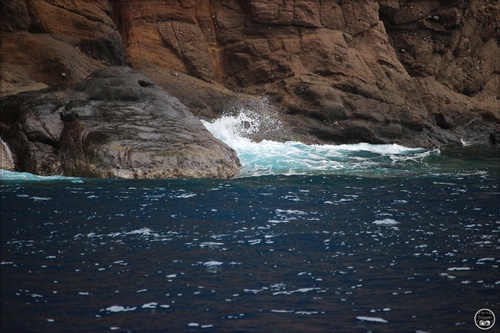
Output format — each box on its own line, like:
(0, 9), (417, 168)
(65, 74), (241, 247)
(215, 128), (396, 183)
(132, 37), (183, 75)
(0, 170), (84, 182)
(202, 109), (437, 178)
(2, 103), (441, 181)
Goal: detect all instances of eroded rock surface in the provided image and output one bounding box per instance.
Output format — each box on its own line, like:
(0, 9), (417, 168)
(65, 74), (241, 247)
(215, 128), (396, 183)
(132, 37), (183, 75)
(107, 0), (498, 147)
(0, 66), (241, 178)
(1, 0), (125, 95)
(1, 0), (499, 149)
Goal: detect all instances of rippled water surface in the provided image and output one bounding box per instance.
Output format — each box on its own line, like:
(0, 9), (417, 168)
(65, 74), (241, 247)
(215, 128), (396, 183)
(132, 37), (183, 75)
(2, 111), (499, 332)
(2, 164), (499, 332)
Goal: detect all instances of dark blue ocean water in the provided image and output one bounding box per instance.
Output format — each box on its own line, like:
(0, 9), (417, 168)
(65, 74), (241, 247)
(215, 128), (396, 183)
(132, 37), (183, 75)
(1, 111), (499, 332)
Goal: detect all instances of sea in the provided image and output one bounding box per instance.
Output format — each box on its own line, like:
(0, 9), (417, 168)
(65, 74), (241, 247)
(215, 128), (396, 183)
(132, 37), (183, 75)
(1, 110), (499, 333)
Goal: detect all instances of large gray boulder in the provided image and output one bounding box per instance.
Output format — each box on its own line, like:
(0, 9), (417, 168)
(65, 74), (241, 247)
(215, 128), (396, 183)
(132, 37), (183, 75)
(0, 66), (241, 179)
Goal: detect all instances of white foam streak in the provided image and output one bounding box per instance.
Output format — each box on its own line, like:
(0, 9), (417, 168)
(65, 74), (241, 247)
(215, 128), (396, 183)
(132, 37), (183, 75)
(356, 316), (388, 323)
(1, 170), (83, 182)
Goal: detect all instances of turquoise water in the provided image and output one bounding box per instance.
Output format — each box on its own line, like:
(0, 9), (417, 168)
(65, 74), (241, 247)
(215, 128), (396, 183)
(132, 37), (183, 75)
(1, 112), (499, 332)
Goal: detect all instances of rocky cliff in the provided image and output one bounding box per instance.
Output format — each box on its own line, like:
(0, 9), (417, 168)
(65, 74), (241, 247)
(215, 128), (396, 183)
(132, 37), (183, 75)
(1, 0), (499, 174)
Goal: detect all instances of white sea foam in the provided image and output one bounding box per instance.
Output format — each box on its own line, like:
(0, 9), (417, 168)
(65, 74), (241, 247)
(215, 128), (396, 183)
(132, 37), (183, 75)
(275, 209), (308, 216)
(295, 311), (321, 315)
(0, 170), (82, 182)
(356, 316), (388, 323)
(477, 258), (495, 262)
(271, 309), (294, 313)
(105, 305), (136, 312)
(202, 109), (431, 177)
(175, 193), (197, 199)
(126, 228), (154, 236)
(200, 242), (224, 248)
(203, 261), (223, 273)
(373, 219), (400, 227)
(142, 302), (158, 308)
(272, 287), (321, 295)
(269, 209), (309, 223)
(32, 196), (52, 201)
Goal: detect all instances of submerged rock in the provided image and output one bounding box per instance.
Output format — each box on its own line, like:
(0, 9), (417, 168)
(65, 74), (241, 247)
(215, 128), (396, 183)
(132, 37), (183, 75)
(0, 66), (241, 179)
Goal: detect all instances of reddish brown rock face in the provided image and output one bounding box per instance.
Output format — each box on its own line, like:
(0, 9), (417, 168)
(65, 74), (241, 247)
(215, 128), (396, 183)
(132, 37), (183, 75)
(1, 0), (499, 149)
(1, 0), (125, 95)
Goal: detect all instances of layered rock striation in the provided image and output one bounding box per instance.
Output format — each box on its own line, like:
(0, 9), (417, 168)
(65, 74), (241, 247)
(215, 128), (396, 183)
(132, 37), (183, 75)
(0, 66), (241, 178)
(1, 0), (499, 177)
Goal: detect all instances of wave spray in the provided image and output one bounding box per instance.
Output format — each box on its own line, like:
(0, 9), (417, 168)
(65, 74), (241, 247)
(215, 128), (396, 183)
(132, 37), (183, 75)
(202, 98), (436, 177)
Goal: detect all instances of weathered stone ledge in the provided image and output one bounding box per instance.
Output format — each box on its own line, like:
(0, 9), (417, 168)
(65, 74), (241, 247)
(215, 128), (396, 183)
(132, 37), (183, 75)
(0, 66), (241, 179)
